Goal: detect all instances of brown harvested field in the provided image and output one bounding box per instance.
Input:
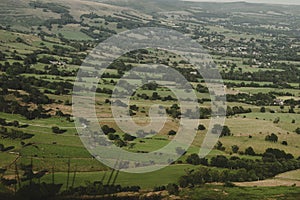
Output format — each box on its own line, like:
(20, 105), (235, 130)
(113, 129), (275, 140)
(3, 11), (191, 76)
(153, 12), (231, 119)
(234, 179), (300, 187)
(235, 170), (300, 187)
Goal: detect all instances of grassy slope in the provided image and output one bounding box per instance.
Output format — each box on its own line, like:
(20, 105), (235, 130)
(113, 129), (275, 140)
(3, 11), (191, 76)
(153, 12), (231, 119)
(181, 185), (300, 200)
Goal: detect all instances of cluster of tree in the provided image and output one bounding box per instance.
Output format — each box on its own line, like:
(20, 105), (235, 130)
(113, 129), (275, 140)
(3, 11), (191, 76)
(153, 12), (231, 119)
(269, 91), (295, 96)
(136, 92), (177, 102)
(166, 104), (181, 119)
(0, 51), (6, 61)
(19, 164), (48, 182)
(0, 74), (73, 97)
(265, 133), (278, 143)
(244, 146), (256, 156)
(1, 161), (62, 199)
(101, 73), (122, 79)
(129, 105), (139, 113)
(262, 148), (294, 161)
(108, 60), (132, 73)
(142, 82), (159, 90)
(0, 143), (14, 152)
(0, 127), (34, 140)
(153, 183), (181, 196)
(101, 125), (116, 135)
(51, 44), (74, 56)
(101, 126), (129, 147)
(221, 65), (300, 83)
(43, 13), (77, 30)
(24, 52), (37, 67)
(61, 181), (140, 196)
(2, 49), (75, 76)
(114, 12), (144, 22)
(195, 84), (209, 93)
(54, 108), (69, 117)
(96, 87), (113, 95)
(166, 183), (179, 195)
(215, 141), (226, 151)
(226, 106), (251, 116)
(51, 126), (67, 134)
(180, 150), (300, 187)
(211, 124), (232, 137)
(0, 61), (32, 76)
(29, 2), (69, 14)
(103, 15), (144, 30)
(284, 99), (300, 107)
(163, 67), (200, 83)
(0, 118), (23, 128)
(166, 104), (213, 119)
(0, 96), (50, 120)
(80, 12), (101, 19)
(186, 154), (208, 165)
(80, 26), (116, 41)
(43, 65), (76, 77)
(123, 133), (136, 141)
(224, 92), (276, 106)
(226, 81), (295, 89)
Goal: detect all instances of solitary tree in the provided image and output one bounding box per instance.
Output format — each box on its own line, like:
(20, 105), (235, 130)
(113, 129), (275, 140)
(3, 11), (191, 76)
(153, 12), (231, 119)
(245, 147), (256, 156)
(265, 133), (278, 143)
(166, 183), (179, 195)
(198, 124), (206, 130)
(231, 145), (239, 153)
(212, 124), (231, 137)
(168, 130), (177, 136)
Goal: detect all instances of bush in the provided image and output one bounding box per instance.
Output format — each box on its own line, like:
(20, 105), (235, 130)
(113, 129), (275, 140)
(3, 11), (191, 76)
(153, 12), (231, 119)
(245, 147), (256, 156)
(114, 139), (126, 147)
(186, 153), (208, 165)
(101, 125), (116, 135)
(175, 147), (186, 155)
(296, 128), (300, 134)
(51, 126), (66, 134)
(123, 133), (136, 141)
(108, 133), (118, 140)
(263, 148), (294, 160)
(0, 144), (4, 151)
(215, 141), (225, 151)
(265, 133), (278, 142)
(273, 117), (280, 124)
(198, 124), (206, 130)
(224, 181), (236, 187)
(166, 183), (179, 195)
(168, 130), (177, 136)
(186, 153), (200, 165)
(212, 125), (231, 137)
(153, 185), (166, 192)
(211, 155), (228, 168)
(231, 145), (239, 153)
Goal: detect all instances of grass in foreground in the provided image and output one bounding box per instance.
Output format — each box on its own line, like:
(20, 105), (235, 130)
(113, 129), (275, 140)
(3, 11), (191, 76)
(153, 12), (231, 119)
(180, 185), (300, 200)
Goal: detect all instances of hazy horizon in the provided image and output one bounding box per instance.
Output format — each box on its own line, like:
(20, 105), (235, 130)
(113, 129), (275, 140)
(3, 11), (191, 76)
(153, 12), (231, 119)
(182, 0), (300, 5)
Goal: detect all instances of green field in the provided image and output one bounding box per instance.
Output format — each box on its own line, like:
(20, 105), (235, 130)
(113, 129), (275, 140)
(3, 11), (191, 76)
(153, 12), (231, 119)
(181, 185), (300, 200)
